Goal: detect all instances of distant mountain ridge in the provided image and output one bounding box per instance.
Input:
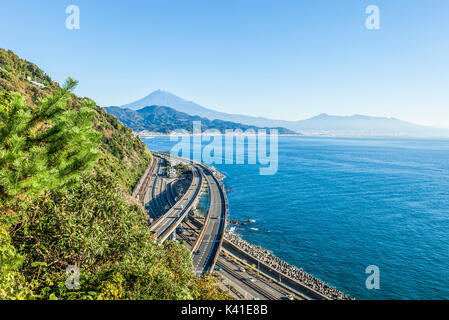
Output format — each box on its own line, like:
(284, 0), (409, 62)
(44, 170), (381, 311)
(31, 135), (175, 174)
(105, 105), (296, 134)
(120, 89), (286, 129)
(118, 90), (449, 137)
(122, 89), (212, 117)
(293, 113), (449, 137)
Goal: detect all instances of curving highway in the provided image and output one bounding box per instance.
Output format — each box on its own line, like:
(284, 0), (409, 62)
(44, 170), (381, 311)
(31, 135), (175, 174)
(136, 153), (227, 277)
(135, 154), (318, 300)
(191, 166), (227, 276)
(150, 164), (203, 242)
(180, 219), (300, 300)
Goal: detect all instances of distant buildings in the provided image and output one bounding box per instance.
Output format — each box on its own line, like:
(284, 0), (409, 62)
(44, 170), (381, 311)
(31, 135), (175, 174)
(27, 76), (46, 88)
(167, 160), (180, 178)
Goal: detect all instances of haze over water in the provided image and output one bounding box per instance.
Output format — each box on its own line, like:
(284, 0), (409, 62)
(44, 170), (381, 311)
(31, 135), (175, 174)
(143, 136), (449, 299)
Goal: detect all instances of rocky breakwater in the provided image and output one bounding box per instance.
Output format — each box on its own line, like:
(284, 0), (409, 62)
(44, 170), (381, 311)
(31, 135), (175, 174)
(224, 233), (352, 300)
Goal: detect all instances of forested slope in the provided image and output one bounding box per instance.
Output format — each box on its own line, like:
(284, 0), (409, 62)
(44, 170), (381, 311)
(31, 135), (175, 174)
(0, 48), (151, 192)
(0, 48), (226, 300)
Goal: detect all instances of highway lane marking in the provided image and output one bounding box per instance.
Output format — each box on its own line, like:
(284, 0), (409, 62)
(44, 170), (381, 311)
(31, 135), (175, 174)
(153, 167), (202, 240)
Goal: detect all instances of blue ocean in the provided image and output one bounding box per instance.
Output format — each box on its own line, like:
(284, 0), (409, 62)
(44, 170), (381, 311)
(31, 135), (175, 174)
(143, 136), (449, 300)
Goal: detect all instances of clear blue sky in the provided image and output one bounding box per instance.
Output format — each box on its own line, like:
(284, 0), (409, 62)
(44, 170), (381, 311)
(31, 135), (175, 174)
(1, 0), (448, 126)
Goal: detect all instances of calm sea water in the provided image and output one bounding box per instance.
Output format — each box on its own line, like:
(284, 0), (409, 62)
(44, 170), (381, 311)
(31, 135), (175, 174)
(143, 136), (449, 300)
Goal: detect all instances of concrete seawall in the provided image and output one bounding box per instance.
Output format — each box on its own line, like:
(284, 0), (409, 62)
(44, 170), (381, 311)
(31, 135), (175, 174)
(224, 233), (351, 300)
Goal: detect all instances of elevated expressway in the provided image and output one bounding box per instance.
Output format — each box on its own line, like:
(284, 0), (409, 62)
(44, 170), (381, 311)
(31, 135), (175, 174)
(190, 165), (227, 276)
(156, 153), (228, 275)
(180, 219), (301, 300)
(134, 153), (228, 276)
(149, 163), (203, 242)
(134, 155), (321, 300)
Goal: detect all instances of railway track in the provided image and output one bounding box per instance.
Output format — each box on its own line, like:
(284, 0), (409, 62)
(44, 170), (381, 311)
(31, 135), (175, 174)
(147, 159), (163, 219)
(135, 158), (157, 203)
(147, 158), (171, 220)
(152, 163), (164, 217)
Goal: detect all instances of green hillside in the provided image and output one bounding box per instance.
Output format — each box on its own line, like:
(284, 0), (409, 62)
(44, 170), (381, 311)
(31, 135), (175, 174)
(0, 49), (151, 193)
(0, 49), (227, 300)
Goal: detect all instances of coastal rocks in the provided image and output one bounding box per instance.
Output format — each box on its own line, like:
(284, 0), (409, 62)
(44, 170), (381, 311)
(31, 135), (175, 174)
(230, 219), (256, 226)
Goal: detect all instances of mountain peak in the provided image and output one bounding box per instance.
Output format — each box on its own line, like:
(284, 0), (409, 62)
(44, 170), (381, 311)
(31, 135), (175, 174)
(152, 89), (172, 94)
(120, 89), (212, 118)
(143, 89), (178, 100)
